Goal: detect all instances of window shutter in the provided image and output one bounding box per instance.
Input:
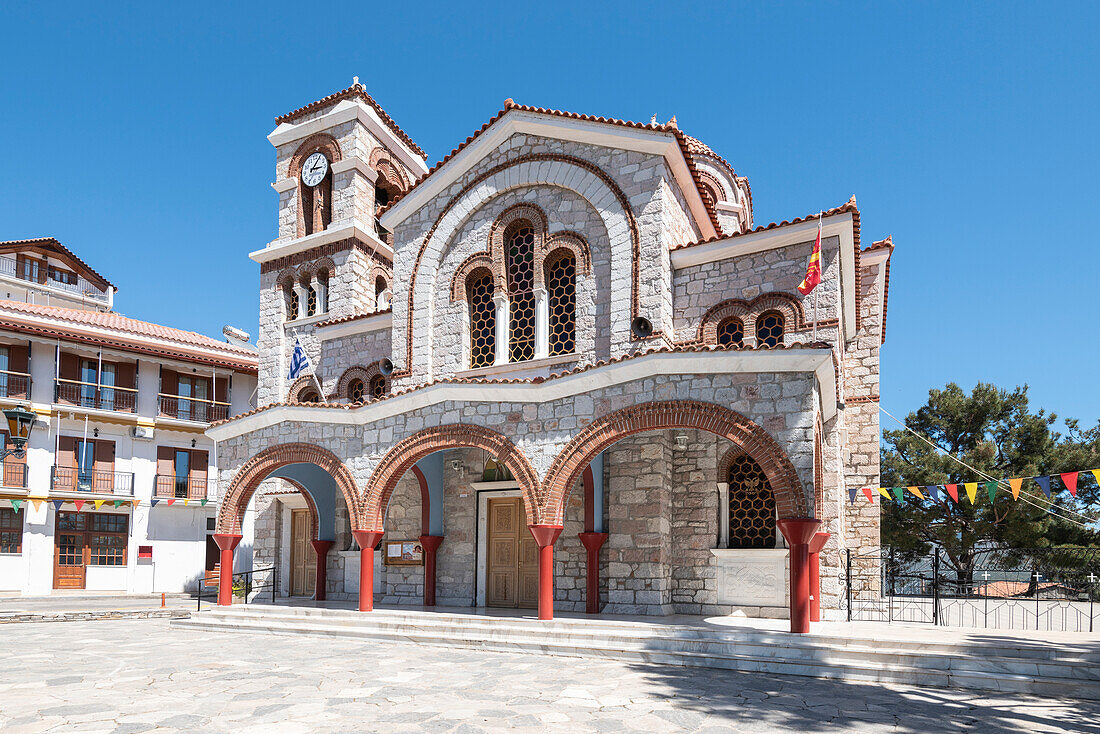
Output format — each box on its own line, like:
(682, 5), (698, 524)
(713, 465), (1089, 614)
(94, 440), (115, 472)
(214, 376), (230, 404)
(57, 436), (77, 467)
(7, 344), (28, 373)
(115, 361), (136, 390)
(59, 352), (80, 382)
(156, 446), (174, 475)
(190, 450), (209, 485)
(161, 369), (178, 396)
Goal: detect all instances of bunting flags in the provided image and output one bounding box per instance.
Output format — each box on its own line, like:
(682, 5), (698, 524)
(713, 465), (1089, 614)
(0, 496), (218, 511)
(94, 499), (106, 510)
(9, 499), (21, 512)
(849, 467), (1099, 505)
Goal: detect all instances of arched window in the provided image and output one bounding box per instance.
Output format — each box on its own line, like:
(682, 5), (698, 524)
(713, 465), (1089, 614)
(727, 455), (776, 549)
(317, 270), (329, 314)
(468, 269), (496, 369)
(369, 375), (387, 399)
(298, 388), (320, 404)
(302, 172), (332, 237)
(700, 182), (720, 205)
(505, 222), (536, 362)
(716, 317), (743, 347)
(305, 280), (318, 318)
(545, 251), (576, 356)
(375, 276), (390, 310)
(348, 379), (365, 403)
(284, 282), (298, 321)
(756, 311), (784, 348)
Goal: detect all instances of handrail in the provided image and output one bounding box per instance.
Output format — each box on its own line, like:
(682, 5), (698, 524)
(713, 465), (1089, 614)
(157, 392), (230, 407)
(154, 474), (208, 499)
(0, 368), (31, 377)
(0, 254), (110, 302)
(197, 566), (276, 610)
(55, 377), (138, 393)
(50, 466), (136, 495)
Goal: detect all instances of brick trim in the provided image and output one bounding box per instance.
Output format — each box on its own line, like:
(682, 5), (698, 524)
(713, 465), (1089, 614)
(260, 237), (392, 274)
(276, 476), (321, 541)
(217, 443), (363, 534)
(541, 400), (809, 524)
(334, 363), (383, 402)
(397, 153), (642, 378)
(362, 424), (539, 530)
(695, 292), (807, 347)
(450, 254), (495, 303)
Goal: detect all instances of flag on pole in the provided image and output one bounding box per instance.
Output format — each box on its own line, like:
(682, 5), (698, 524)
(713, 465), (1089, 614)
(287, 337), (312, 381)
(797, 215), (823, 295)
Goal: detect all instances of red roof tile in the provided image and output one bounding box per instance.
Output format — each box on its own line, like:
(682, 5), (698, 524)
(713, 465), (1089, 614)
(275, 82), (426, 159)
(0, 237), (115, 291)
(314, 308), (392, 329)
(0, 299), (258, 371)
(377, 101), (725, 236)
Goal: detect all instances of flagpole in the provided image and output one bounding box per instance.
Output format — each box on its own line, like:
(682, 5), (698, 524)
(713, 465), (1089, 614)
(290, 330), (328, 405)
(813, 212), (822, 341)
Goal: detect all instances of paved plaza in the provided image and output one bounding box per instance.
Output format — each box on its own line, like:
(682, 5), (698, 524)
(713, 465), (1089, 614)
(1, 620), (1098, 733)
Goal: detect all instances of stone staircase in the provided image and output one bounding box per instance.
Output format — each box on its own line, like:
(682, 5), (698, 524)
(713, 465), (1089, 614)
(172, 605), (1100, 700)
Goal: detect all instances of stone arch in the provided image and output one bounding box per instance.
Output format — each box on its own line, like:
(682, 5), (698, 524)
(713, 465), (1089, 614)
(541, 400), (809, 525)
(362, 425), (539, 531)
(396, 153), (642, 378)
(334, 364), (382, 402)
(289, 133), (343, 240)
(695, 292), (807, 346)
(489, 203), (547, 291)
(216, 443), (363, 535)
(278, 476), (322, 541)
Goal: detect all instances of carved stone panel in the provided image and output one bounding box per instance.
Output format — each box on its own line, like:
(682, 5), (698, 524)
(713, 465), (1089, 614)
(710, 548), (788, 607)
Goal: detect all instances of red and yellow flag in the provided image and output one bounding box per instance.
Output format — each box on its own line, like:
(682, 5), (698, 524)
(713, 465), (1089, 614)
(798, 215), (823, 295)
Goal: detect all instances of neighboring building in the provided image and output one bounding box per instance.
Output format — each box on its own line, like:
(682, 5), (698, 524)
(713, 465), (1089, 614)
(0, 238), (258, 595)
(210, 81), (893, 627)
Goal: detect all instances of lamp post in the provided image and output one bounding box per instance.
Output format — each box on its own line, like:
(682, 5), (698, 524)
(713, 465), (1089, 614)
(1, 405), (36, 459)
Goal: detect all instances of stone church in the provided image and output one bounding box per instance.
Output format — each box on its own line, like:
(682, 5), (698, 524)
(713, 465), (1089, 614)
(208, 80), (891, 631)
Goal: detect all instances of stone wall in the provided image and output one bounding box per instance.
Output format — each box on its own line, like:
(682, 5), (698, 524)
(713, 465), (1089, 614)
(378, 471), (424, 603)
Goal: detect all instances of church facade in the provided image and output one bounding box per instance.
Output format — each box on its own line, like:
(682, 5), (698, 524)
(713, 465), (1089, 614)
(209, 82), (891, 631)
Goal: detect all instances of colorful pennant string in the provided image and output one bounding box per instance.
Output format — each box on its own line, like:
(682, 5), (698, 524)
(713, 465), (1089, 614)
(849, 467), (1099, 504)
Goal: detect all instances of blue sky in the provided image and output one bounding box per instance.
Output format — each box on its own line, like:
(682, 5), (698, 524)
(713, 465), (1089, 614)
(1, 2), (1096, 428)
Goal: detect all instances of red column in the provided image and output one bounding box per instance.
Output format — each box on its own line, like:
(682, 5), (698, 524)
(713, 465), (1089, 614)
(808, 532), (831, 623)
(777, 518), (821, 633)
(418, 534), (444, 606)
(528, 525), (563, 621)
(211, 533), (242, 607)
(310, 540), (333, 602)
(577, 532), (608, 614)
(352, 530), (384, 612)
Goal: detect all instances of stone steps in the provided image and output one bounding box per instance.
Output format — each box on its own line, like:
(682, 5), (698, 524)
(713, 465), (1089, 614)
(172, 607), (1100, 700)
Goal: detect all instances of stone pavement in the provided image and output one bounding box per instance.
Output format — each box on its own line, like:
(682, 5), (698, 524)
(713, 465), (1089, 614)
(1, 619), (1097, 734)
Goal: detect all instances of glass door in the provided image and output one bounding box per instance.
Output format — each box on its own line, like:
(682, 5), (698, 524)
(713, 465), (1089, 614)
(173, 450), (190, 498)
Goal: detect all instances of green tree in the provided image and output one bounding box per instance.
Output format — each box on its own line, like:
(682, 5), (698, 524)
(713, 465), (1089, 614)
(881, 382), (1099, 584)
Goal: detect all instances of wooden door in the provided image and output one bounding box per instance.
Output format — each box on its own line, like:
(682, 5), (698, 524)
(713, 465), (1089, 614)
(54, 512), (86, 589)
(289, 509), (316, 596)
(486, 497), (538, 609)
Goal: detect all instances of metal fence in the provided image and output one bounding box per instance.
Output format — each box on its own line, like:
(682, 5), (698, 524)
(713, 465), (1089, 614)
(845, 546), (1100, 632)
(197, 566), (276, 610)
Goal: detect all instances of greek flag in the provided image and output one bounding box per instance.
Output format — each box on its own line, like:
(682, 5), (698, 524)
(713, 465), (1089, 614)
(287, 337), (312, 380)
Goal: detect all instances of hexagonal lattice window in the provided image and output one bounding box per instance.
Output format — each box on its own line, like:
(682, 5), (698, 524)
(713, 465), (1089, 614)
(546, 253), (576, 356)
(285, 285), (298, 321)
(348, 379), (365, 403)
(756, 311), (784, 348)
(369, 375), (387, 399)
(507, 224), (536, 362)
(468, 270), (496, 369)
(306, 285), (317, 317)
(728, 455), (776, 549)
(716, 317), (743, 347)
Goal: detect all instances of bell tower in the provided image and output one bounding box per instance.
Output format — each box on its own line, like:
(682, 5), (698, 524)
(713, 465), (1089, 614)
(250, 79), (428, 404)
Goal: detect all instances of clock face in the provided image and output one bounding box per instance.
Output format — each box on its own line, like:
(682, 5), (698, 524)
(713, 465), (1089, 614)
(301, 153), (329, 187)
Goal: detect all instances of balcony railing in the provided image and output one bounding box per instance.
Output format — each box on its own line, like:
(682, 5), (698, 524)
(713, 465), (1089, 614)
(55, 378), (137, 413)
(154, 474), (208, 500)
(51, 466), (135, 495)
(158, 394), (229, 423)
(0, 461), (27, 488)
(0, 370), (30, 400)
(0, 255), (110, 303)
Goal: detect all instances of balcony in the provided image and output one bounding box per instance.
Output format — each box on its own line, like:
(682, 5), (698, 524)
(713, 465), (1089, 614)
(154, 474), (208, 500)
(55, 379), (137, 413)
(158, 394), (229, 424)
(51, 466), (135, 495)
(0, 461), (27, 488)
(0, 370), (30, 400)
(0, 255), (110, 304)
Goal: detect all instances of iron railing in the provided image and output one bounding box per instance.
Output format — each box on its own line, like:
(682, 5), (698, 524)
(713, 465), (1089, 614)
(846, 546), (1100, 632)
(0, 370), (30, 400)
(0, 461), (27, 488)
(55, 378), (137, 413)
(0, 255), (110, 303)
(50, 466), (135, 495)
(197, 566), (276, 610)
(158, 394), (229, 423)
(154, 474), (208, 500)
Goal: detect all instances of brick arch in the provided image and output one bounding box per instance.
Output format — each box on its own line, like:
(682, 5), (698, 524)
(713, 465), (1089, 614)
(287, 376), (321, 403)
(369, 147), (409, 192)
(362, 425), (539, 531)
(217, 443), (363, 535)
(396, 153), (643, 378)
(695, 292), (807, 346)
(334, 363), (382, 402)
(450, 253), (495, 302)
(290, 133), (342, 240)
(277, 477), (321, 541)
(541, 400), (809, 525)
